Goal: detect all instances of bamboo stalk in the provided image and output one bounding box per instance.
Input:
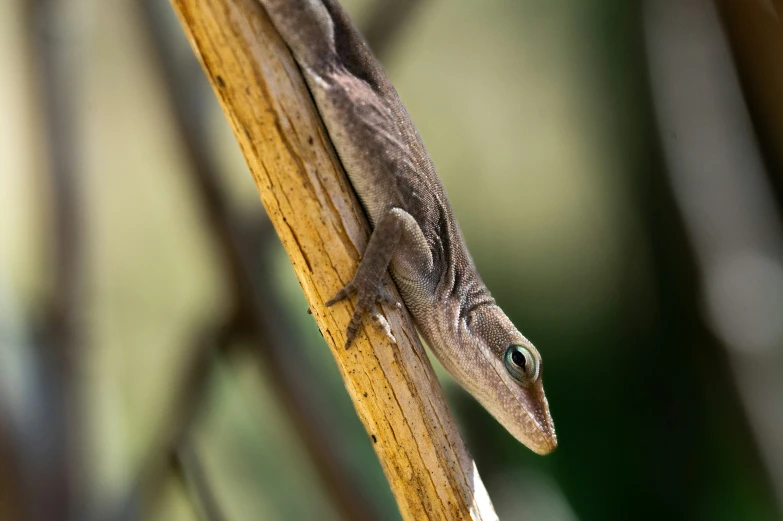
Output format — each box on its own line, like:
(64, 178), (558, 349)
(168, 1), (497, 519)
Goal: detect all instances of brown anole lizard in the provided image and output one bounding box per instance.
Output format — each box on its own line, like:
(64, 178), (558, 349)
(258, 0), (557, 455)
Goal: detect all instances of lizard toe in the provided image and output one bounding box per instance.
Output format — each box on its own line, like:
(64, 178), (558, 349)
(378, 285), (401, 308)
(370, 302), (396, 343)
(326, 281), (356, 307)
(343, 306), (365, 349)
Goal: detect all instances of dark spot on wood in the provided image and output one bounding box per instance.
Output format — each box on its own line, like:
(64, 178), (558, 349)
(215, 75), (226, 88)
(308, 135), (314, 145)
(363, 392), (368, 397)
(371, 435), (377, 443)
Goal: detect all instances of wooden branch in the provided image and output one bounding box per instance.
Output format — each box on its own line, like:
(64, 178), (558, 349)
(137, 3), (384, 518)
(168, 1), (497, 519)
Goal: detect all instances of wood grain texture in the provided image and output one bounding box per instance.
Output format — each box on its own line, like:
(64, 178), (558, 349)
(168, 1), (497, 519)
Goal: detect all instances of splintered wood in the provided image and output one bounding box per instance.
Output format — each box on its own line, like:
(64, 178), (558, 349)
(169, 1), (497, 519)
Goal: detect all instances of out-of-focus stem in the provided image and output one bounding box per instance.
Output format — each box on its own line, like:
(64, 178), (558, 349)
(645, 0), (783, 510)
(173, 438), (228, 521)
(714, 0), (783, 206)
(105, 321), (233, 521)
(24, 0), (87, 519)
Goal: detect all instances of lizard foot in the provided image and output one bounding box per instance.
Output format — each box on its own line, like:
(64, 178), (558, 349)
(326, 279), (398, 349)
(324, 209), (419, 348)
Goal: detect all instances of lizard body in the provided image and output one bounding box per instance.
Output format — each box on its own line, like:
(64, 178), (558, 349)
(258, 0), (557, 454)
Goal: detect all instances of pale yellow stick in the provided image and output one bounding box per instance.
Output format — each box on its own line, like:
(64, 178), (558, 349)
(168, 1), (498, 519)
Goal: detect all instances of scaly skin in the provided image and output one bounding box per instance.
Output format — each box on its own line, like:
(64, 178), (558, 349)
(258, 0), (557, 454)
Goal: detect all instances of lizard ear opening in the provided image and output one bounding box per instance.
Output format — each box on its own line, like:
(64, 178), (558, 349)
(504, 345), (539, 386)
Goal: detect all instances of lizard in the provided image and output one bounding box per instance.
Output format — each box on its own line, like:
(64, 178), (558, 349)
(258, 0), (557, 455)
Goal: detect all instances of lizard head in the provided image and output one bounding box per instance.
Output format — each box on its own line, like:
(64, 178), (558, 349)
(434, 302), (557, 454)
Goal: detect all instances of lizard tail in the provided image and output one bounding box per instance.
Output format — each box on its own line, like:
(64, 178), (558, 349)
(258, 0), (338, 73)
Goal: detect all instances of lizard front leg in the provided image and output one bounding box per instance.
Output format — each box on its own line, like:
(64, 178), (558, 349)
(327, 207), (432, 348)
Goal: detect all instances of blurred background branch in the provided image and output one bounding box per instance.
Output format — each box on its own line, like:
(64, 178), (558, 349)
(20, 0), (88, 519)
(173, 437), (228, 521)
(104, 320), (233, 521)
(645, 0), (783, 509)
(715, 0), (783, 207)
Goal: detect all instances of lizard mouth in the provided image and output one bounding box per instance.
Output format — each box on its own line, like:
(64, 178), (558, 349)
(519, 400), (557, 455)
(492, 366), (557, 454)
(474, 336), (557, 454)
(435, 300), (557, 454)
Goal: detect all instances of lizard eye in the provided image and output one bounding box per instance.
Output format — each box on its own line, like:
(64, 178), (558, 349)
(504, 345), (539, 385)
